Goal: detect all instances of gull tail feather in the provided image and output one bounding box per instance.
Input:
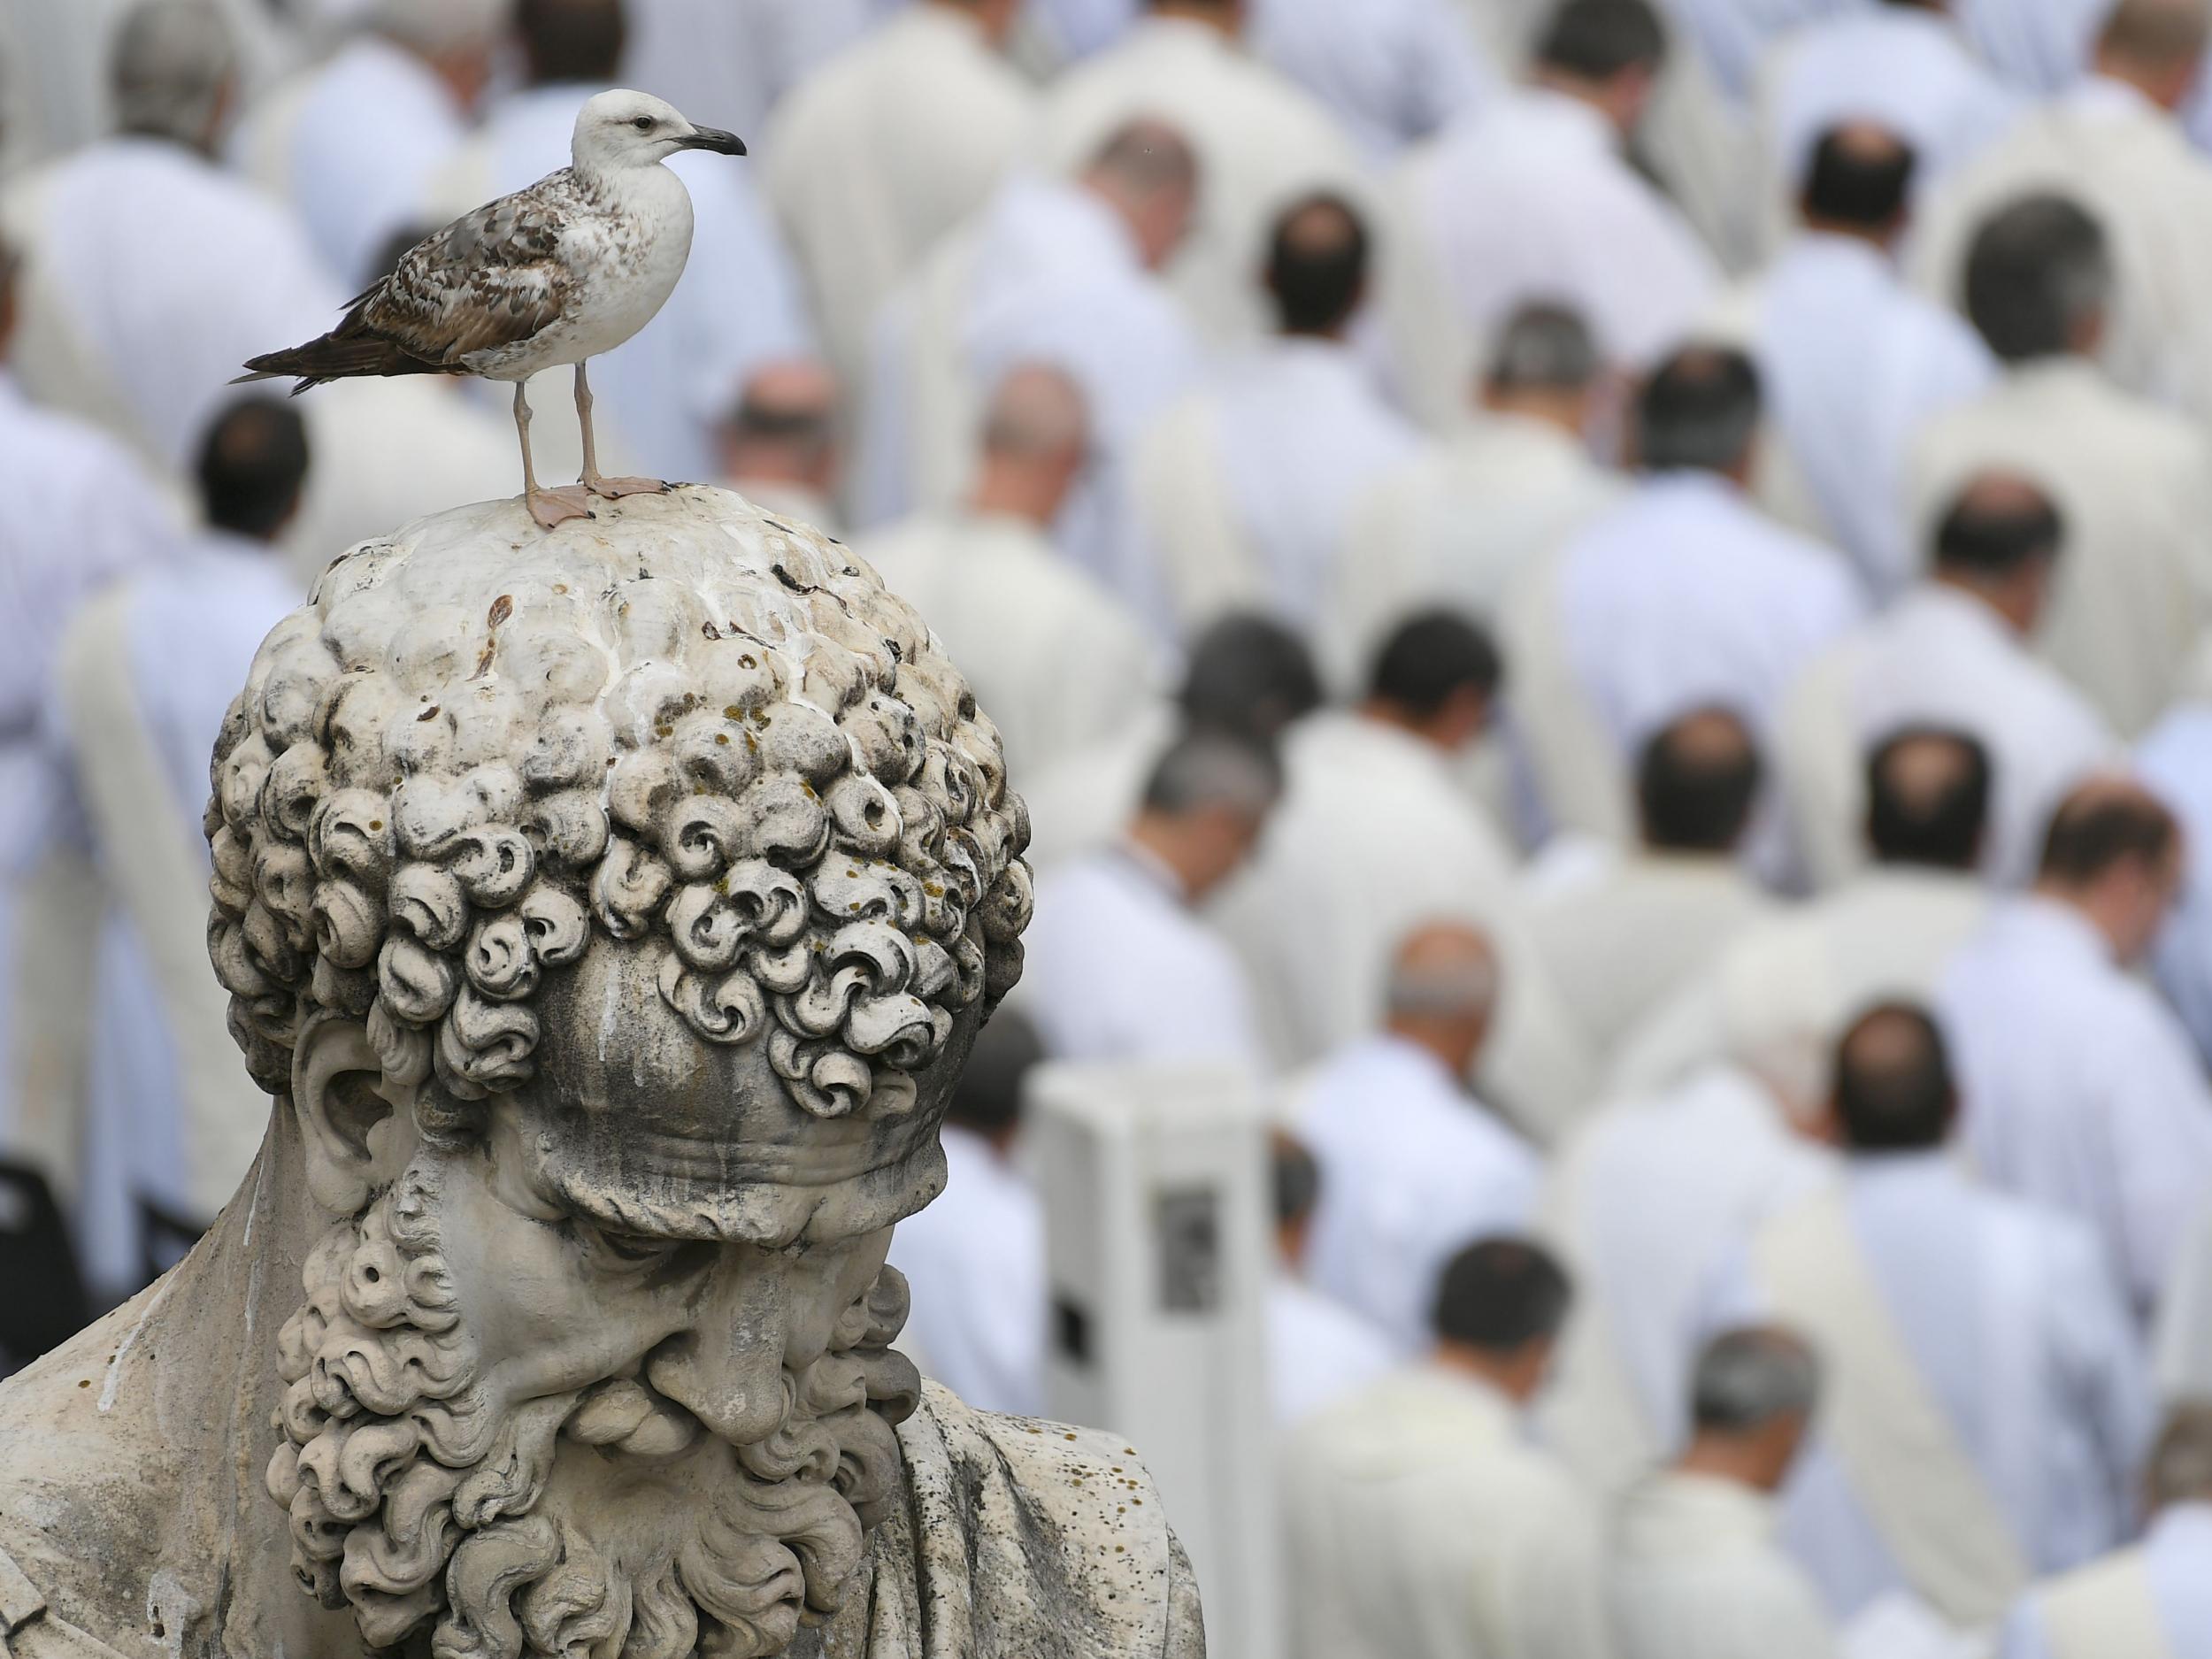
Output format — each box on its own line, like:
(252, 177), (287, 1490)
(237, 334), (449, 395)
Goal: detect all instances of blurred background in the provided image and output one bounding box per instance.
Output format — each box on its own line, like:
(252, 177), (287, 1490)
(4, 0), (2212, 1655)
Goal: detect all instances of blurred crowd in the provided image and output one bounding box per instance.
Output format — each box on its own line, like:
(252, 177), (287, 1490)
(4, 0), (2212, 1655)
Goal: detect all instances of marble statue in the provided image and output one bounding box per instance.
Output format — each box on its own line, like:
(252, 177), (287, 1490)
(0, 487), (1202, 1659)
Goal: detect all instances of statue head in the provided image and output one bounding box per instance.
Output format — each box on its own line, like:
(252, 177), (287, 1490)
(207, 490), (1031, 1657)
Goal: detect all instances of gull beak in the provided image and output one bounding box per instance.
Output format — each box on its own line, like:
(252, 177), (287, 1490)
(676, 127), (747, 157)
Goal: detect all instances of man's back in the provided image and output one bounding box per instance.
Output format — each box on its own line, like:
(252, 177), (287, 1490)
(1610, 1471), (1839, 1659)
(1283, 1364), (1609, 1659)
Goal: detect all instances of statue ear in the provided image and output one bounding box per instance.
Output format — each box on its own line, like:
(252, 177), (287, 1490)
(292, 1015), (411, 1214)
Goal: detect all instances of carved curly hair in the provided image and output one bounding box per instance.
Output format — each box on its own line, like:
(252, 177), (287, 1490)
(204, 488), (1031, 1141)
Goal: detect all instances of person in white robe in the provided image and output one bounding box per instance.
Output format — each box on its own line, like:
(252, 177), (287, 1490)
(1126, 193), (1419, 636)
(1712, 1004), (2154, 1632)
(42, 398), (302, 1296)
(1907, 194), (2212, 738)
(1612, 726), (1992, 1099)
(1036, 0), (1369, 347)
(1268, 1132), (1397, 1427)
(1212, 611), (1596, 1141)
(1715, 123), (1997, 599)
(233, 0), (502, 288)
(1910, 0), (2212, 422)
(1018, 612), (1323, 873)
(1282, 1237), (1610, 1659)
(711, 358), (845, 538)
(0, 0), (342, 478)
(617, 0), (878, 148)
(856, 122), (1202, 603)
(1938, 780), (2212, 1321)
(1649, 0), (1847, 103)
(1952, 0), (2107, 93)
(1505, 344), (1863, 851)
(1296, 924), (1543, 1352)
(1611, 1327), (1839, 1659)
(1751, 1), (2019, 254)
(421, 0), (815, 488)
(862, 365), (1160, 780)
(1530, 709), (1777, 1072)
(1248, 0), (1498, 157)
(1777, 474), (2115, 892)
(1539, 1061), (1834, 1496)
(1018, 728), (1274, 1072)
(2138, 662), (2212, 1070)
(1998, 1403), (2212, 1659)
(0, 290), (179, 1239)
(1326, 301), (1619, 692)
(1379, 0), (1719, 430)
(887, 1008), (1048, 1417)
(760, 0), (1035, 386)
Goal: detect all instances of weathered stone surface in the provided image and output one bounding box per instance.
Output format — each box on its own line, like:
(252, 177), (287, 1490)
(0, 487), (1200, 1659)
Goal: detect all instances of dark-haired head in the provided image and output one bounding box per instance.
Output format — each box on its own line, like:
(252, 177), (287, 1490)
(1962, 194), (2110, 364)
(1179, 613), (1324, 745)
(1799, 122), (1916, 240)
(1831, 1002), (1955, 1153)
(1265, 195), (1369, 339)
(1534, 0), (1667, 134)
(1431, 1236), (1573, 1402)
(946, 1007), (1045, 1148)
(1864, 726), (1990, 871)
(197, 396), (311, 542)
(1930, 472), (2063, 635)
(1637, 707), (1762, 854)
(2035, 780), (2184, 964)
(1363, 611), (1502, 755)
(1634, 346), (1761, 480)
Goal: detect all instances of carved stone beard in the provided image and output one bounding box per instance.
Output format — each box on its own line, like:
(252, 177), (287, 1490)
(265, 1161), (918, 1659)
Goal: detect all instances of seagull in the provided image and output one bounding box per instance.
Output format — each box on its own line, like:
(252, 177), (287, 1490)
(238, 89), (745, 530)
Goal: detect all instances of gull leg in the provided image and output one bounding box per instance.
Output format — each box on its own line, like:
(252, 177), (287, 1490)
(518, 380), (588, 529)
(575, 359), (665, 499)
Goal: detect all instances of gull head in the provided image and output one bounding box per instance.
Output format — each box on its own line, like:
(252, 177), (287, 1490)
(572, 89), (746, 177)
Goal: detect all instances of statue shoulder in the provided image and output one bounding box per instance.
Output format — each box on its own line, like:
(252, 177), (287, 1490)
(0, 1544), (132, 1659)
(880, 1384), (1205, 1658)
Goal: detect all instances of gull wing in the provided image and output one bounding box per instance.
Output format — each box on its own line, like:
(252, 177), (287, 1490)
(358, 174), (579, 367)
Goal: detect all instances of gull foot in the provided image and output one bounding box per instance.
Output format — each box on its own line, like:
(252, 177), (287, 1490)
(585, 475), (670, 500)
(527, 486), (594, 529)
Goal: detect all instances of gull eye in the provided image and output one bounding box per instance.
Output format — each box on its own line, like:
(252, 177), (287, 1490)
(632, 115), (655, 132)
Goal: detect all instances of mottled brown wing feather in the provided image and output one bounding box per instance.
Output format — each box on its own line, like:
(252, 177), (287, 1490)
(358, 174), (576, 366)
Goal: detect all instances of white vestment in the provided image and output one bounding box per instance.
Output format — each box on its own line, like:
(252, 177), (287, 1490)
(1952, 0), (2105, 94)
(1267, 1271), (1397, 1429)
(1036, 16), (1370, 346)
(1016, 842), (1266, 1074)
(1611, 1472), (1840, 1659)
(887, 1123), (1046, 1417)
(2, 136), (341, 475)
(1911, 78), (2212, 424)
(1905, 358), (2212, 738)
(1775, 583), (2116, 891)
(857, 175), (1200, 600)
(761, 4), (1037, 382)
(1609, 864), (1987, 1100)
(1210, 710), (1595, 1141)
(1248, 0), (1497, 158)
(45, 535), (297, 1291)
(1651, 0), (1852, 103)
(0, 375), (176, 1203)
(1509, 472), (1863, 846)
(1538, 1064), (1834, 1494)
(1751, 7), (2019, 254)
(1721, 1156), (2152, 1624)
(2000, 1503), (2212, 1659)
(1938, 895), (2212, 1318)
(1732, 233), (1997, 598)
(617, 0), (879, 147)
(1013, 702), (1175, 877)
(1284, 1363), (1612, 1659)
(234, 34), (467, 289)
(1379, 88), (1720, 429)
(857, 508), (1159, 780)
(1125, 336), (1419, 635)
(426, 84), (814, 488)
(2139, 700), (2212, 1070)
(1297, 1033), (1542, 1353)
(1527, 852), (1776, 1071)
(1324, 411), (1621, 691)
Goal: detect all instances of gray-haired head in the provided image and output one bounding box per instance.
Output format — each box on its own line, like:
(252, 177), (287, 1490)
(1485, 302), (1600, 396)
(1634, 345), (1762, 478)
(1385, 921), (1499, 1023)
(1083, 118), (1202, 271)
(980, 363), (1089, 465)
(1691, 1325), (1821, 1433)
(110, 0), (237, 150)
(2148, 1401), (2212, 1509)
(1963, 194), (2113, 364)
(1140, 728), (1283, 821)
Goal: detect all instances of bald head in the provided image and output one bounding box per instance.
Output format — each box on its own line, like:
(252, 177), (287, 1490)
(1386, 922), (1499, 1078)
(1932, 472), (2064, 633)
(111, 0), (236, 151)
(721, 359), (840, 498)
(1637, 707), (1762, 854)
(2097, 0), (2210, 105)
(1866, 727), (1991, 870)
(1832, 1003), (1955, 1153)
(1084, 120), (1201, 271)
(970, 364), (1090, 528)
(1800, 121), (1916, 239)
